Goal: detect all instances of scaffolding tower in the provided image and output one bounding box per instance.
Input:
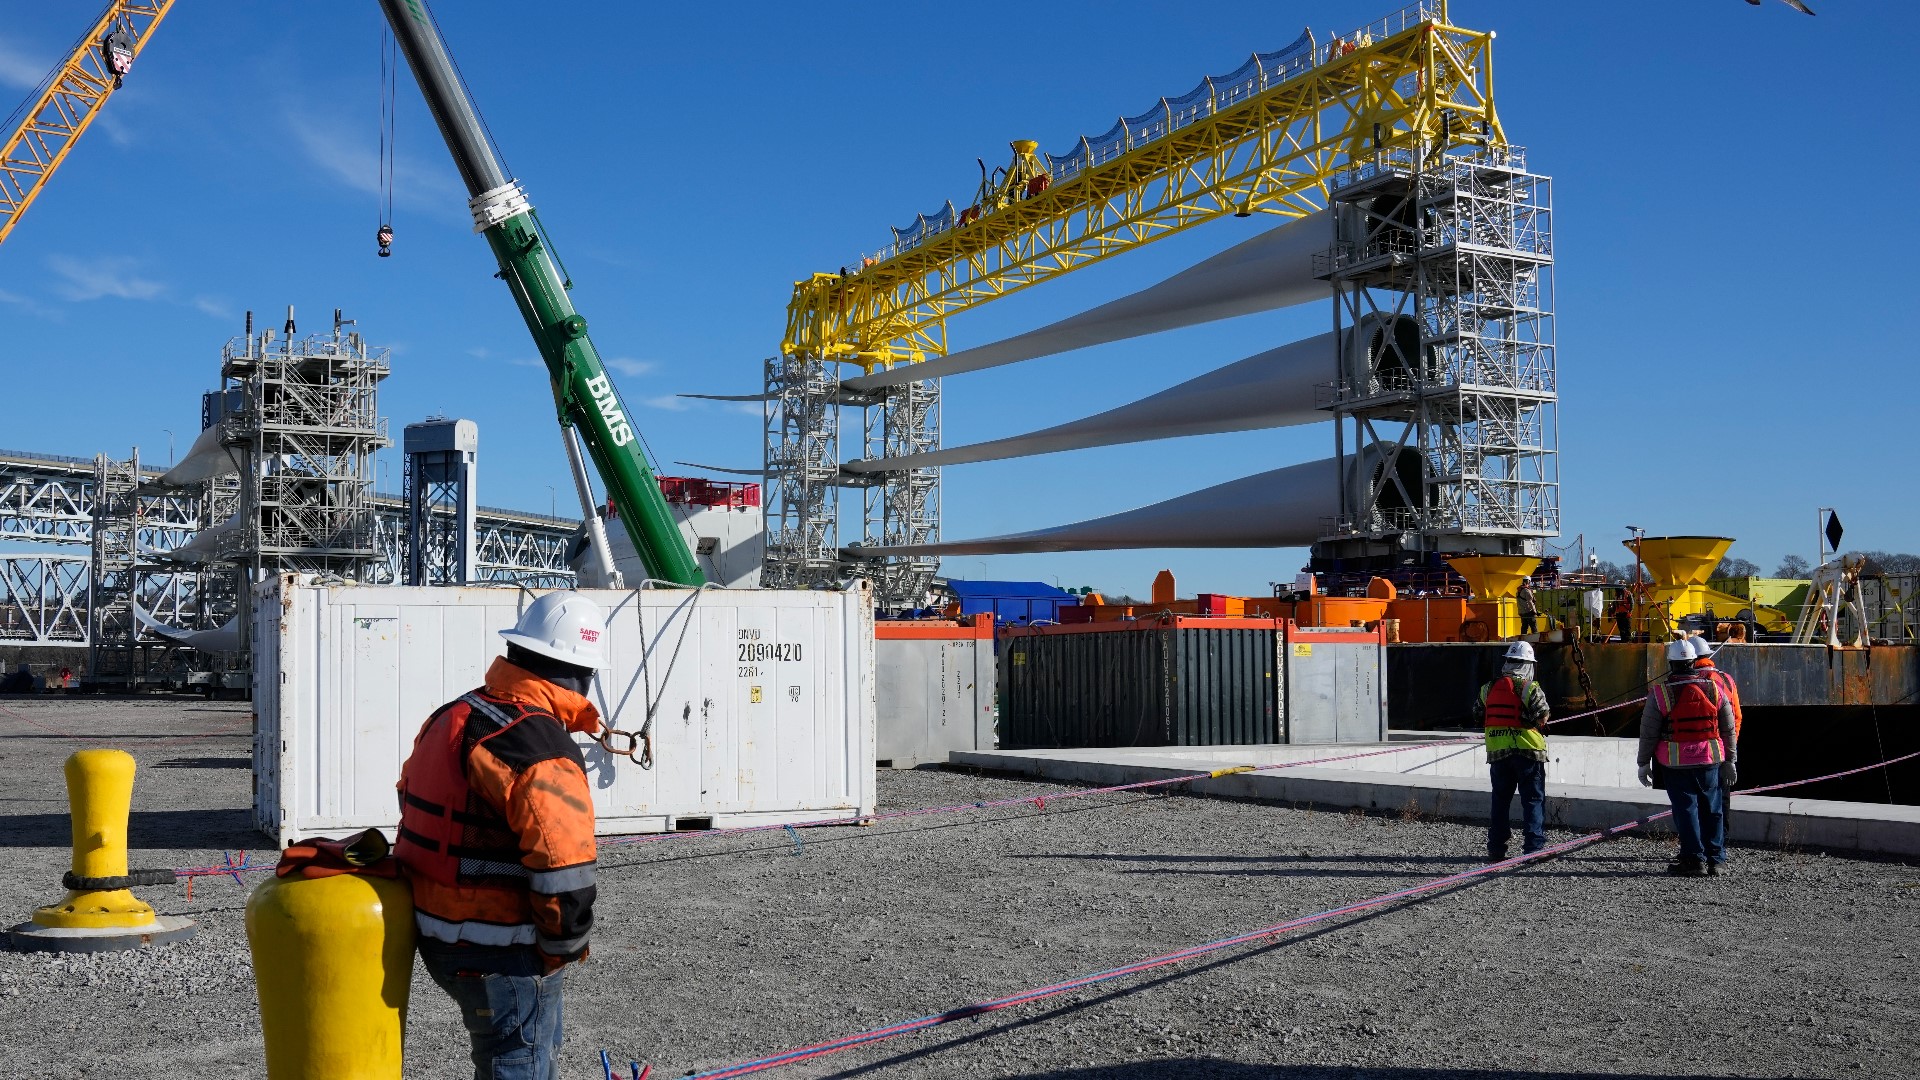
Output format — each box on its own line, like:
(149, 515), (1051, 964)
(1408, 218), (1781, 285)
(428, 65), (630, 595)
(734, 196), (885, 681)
(1316, 145), (1557, 570)
(761, 351), (843, 590)
(863, 378), (940, 606)
(84, 450), (140, 684)
(219, 307), (391, 597)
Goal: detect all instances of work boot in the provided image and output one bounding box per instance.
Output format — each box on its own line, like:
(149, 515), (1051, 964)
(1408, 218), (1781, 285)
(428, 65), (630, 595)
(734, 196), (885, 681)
(1707, 861), (1728, 877)
(1486, 850), (1508, 865)
(1666, 857), (1706, 877)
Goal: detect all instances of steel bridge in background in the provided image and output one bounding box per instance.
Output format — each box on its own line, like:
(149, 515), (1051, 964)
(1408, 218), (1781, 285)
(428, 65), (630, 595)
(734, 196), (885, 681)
(0, 447), (576, 647)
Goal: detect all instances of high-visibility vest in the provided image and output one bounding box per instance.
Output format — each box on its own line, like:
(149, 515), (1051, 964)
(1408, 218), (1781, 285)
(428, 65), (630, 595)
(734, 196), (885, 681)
(394, 691), (527, 887)
(1482, 676), (1546, 755)
(1649, 675), (1727, 767)
(1695, 660), (1743, 744)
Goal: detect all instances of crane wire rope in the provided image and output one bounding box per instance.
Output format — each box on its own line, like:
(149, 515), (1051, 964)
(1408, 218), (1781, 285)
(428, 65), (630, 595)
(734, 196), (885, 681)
(375, 21), (398, 256)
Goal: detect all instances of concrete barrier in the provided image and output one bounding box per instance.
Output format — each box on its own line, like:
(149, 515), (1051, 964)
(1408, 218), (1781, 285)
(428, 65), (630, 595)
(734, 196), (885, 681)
(950, 740), (1920, 861)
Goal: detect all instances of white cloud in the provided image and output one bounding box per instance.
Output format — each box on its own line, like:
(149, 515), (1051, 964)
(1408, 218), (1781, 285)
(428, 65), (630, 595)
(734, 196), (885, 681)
(467, 346), (491, 359)
(191, 295), (233, 319)
(605, 358), (657, 377)
(46, 256), (164, 302)
(643, 395), (692, 411)
(284, 107), (462, 219)
(0, 38), (49, 92)
(0, 287), (59, 320)
(507, 357), (545, 368)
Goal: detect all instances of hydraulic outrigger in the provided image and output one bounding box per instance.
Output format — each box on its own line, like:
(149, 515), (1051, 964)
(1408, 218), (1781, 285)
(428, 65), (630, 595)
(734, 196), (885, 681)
(378, 0), (704, 586)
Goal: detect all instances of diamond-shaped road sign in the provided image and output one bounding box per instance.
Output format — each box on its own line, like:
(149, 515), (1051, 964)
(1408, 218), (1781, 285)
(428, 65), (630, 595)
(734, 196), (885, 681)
(1826, 511), (1844, 554)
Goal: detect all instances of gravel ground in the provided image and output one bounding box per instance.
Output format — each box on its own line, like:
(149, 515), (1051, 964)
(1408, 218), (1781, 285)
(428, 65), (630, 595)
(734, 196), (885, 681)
(1, 696), (1916, 1080)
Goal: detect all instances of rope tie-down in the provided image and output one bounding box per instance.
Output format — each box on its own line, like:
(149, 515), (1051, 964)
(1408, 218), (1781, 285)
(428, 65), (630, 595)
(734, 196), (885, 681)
(622, 748), (1920, 1080)
(138, 694), (1644, 891)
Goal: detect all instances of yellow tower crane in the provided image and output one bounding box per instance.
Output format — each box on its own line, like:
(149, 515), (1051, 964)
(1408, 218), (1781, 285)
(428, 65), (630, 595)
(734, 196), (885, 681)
(0, 1), (175, 247)
(782, 0), (1503, 371)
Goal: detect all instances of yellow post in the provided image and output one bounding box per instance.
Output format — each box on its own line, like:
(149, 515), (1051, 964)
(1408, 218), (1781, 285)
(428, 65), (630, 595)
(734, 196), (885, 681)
(247, 870), (416, 1080)
(33, 749), (156, 929)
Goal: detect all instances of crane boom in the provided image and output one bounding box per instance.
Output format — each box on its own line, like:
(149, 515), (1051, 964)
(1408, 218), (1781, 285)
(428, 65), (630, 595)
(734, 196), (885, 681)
(377, 0), (704, 587)
(0, 1), (175, 247)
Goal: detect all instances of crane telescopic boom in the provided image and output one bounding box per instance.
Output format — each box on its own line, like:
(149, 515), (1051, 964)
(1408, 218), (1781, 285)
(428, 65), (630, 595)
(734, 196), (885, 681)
(377, 0), (704, 587)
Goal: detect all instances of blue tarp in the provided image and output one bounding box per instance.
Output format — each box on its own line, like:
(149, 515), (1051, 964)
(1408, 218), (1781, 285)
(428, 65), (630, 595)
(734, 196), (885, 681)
(944, 580), (1079, 624)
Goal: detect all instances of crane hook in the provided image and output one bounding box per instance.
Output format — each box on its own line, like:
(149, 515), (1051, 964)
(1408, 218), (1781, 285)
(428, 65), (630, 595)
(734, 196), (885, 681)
(376, 223), (394, 258)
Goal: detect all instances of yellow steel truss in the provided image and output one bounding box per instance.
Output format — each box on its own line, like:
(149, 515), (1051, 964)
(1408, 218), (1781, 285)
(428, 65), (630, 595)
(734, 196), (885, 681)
(784, 3), (1504, 371)
(0, 1), (175, 247)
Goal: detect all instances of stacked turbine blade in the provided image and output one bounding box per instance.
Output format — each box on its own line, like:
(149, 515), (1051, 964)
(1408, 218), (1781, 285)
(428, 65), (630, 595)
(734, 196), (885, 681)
(843, 209), (1332, 393)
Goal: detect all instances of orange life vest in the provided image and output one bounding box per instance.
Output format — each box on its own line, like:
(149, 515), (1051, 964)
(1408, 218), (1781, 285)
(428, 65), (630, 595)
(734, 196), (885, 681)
(395, 691), (537, 887)
(1483, 677), (1524, 729)
(1650, 675), (1726, 767)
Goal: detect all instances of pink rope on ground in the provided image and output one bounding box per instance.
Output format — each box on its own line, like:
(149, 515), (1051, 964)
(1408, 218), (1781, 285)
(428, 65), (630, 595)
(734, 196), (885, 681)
(664, 746), (1920, 1079)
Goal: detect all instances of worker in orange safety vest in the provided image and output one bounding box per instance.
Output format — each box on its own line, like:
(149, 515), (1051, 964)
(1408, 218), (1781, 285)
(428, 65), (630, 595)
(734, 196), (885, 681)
(396, 591), (608, 1079)
(1637, 638), (1737, 877)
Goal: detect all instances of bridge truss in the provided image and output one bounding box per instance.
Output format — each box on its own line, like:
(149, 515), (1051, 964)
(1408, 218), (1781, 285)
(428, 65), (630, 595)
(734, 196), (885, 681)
(0, 448), (576, 648)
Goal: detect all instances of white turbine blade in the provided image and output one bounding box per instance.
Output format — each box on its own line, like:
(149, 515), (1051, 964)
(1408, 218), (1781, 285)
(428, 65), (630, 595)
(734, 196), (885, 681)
(842, 331), (1336, 474)
(842, 209), (1332, 393)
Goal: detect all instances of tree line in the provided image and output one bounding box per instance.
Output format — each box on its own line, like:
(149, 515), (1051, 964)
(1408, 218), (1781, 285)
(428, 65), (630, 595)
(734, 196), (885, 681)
(1587, 551), (1919, 584)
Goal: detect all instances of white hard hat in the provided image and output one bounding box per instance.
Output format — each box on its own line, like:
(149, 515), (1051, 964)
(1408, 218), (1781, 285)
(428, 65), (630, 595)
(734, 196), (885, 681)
(1665, 638), (1695, 663)
(1503, 640), (1535, 663)
(500, 592), (611, 669)
(1688, 635), (1715, 659)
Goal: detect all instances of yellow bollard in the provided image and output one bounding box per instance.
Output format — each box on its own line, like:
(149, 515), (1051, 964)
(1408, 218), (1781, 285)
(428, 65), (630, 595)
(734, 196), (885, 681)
(247, 863), (416, 1079)
(8, 748), (196, 951)
(34, 749), (157, 929)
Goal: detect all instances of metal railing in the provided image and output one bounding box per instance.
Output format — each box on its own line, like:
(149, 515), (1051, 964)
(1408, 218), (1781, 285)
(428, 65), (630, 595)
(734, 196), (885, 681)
(853, 1), (1443, 268)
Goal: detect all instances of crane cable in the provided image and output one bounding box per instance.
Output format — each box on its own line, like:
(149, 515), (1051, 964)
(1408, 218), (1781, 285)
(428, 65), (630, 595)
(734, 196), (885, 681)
(375, 23), (397, 257)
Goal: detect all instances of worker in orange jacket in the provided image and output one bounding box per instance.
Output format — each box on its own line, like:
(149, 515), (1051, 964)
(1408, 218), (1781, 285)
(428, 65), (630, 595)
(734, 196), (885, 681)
(396, 591), (608, 1080)
(1690, 634), (1744, 849)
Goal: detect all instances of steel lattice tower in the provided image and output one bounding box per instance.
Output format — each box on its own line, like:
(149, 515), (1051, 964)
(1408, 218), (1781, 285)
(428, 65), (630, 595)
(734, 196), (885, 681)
(1317, 144), (1557, 569)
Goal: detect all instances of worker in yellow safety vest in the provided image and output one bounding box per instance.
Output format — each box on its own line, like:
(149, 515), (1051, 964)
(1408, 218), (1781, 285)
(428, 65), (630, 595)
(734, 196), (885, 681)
(1474, 640), (1552, 861)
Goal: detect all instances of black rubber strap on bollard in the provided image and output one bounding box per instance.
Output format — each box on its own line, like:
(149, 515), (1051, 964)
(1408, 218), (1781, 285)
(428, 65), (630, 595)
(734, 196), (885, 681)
(62, 868), (179, 890)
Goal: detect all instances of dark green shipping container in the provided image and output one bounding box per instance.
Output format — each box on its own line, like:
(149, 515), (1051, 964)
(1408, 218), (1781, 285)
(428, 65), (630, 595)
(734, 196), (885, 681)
(1000, 625), (1281, 749)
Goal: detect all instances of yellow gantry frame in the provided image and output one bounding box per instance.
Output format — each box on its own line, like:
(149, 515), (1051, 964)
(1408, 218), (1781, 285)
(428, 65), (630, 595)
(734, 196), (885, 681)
(784, 3), (1504, 372)
(0, 1), (175, 247)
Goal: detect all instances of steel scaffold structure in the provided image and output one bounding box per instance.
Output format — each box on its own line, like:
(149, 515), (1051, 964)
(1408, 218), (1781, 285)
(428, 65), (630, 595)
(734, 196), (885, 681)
(1316, 145), (1557, 563)
(766, 1), (1513, 606)
(0, 451), (578, 649)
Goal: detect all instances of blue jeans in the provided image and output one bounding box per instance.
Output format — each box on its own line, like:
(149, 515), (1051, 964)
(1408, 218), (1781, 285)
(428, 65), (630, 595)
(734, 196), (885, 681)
(418, 938), (566, 1080)
(1488, 755), (1547, 857)
(1664, 763), (1724, 864)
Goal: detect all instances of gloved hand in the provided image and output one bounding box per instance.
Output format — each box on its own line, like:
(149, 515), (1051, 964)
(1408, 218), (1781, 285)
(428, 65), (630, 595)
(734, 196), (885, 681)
(1637, 761), (1655, 788)
(1721, 760), (1738, 787)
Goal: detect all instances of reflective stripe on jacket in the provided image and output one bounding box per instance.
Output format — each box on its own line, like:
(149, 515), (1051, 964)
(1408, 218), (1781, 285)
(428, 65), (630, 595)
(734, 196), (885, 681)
(1649, 675), (1727, 767)
(1479, 676), (1547, 758)
(395, 658), (599, 962)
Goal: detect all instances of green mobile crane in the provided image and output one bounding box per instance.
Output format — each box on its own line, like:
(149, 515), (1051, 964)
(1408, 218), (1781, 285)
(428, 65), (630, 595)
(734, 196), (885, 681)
(377, 0), (704, 586)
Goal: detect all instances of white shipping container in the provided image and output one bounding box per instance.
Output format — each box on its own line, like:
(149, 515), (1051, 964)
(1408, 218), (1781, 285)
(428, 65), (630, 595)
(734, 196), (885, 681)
(252, 576), (875, 846)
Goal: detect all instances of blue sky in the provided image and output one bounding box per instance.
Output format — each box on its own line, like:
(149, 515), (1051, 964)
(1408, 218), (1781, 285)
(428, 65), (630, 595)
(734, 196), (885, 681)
(1, 1), (1911, 596)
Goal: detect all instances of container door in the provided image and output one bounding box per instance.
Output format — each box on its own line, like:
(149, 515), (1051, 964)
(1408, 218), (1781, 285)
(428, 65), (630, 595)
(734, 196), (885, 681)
(1285, 638), (1338, 744)
(1332, 641), (1385, 742)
